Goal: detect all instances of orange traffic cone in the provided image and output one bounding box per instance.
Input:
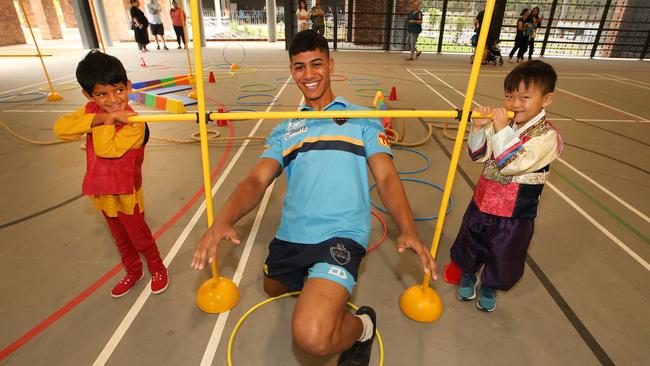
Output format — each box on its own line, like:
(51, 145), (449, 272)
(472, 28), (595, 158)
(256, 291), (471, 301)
(216, 107), (228, 126)
(140, 57), (147, 67)
(389, 86), (397, 101)
(208, 71), (216, 83)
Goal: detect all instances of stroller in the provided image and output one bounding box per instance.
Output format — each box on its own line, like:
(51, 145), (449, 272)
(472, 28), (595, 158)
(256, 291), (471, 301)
(469, 39), (504, 66)
(484, 40), (504, 66)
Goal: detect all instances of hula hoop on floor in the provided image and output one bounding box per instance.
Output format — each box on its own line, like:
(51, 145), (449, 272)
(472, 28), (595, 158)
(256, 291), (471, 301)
(235, 93), (277, 105)
(0, 91), (47, 103)
(204, 72), (234, 80)
(211, 63), (233, 69)
(227, 291), (384, 366)
(239, 83), (277, 92)
(141, 64), (170, 70)
(227, 108), (257, 113)
(348, 78), (380, 86)
(38, 83), (78, 92)
(354, 88), (390, 98)
(275, 76), (296, 84)
(223, 43), (246, 65)
(369, 178), (453, 221)
(367, 210), (387, 253)
(230, 67), (258, 74)
(393, 147), (431, 175)
(330, 74), (349, 82)
(190, 130), (221, 141)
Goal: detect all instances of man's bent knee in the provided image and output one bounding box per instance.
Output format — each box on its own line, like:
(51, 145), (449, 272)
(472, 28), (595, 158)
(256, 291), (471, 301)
(291, 319), (336, 357)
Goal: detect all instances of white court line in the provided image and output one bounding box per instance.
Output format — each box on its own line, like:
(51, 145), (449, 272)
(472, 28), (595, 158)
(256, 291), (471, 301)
(557, 87), (648, 121)
(424, 70), (480, 107)
(199, 182), (276, 366)
(91, 79), (293, 366)
(406, 69), (458, 108)
(199, 95), (304, 365)
(594, 74), (650, 91)
(601, 74), (650, 88)
(547, 182), (650, 271)
(557, 157), (650, 224)
(412, 72), (650, 271)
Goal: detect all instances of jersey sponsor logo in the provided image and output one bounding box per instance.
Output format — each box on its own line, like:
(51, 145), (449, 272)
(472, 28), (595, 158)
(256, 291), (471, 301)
(327, 265), (348, 280)
(330, 243), (351, 265)
(377, 132), (390, 147)
(284, 119), (307, 140)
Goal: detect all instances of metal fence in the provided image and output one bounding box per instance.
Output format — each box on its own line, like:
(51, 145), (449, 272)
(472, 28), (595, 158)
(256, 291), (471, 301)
(282, 0), (650, 59)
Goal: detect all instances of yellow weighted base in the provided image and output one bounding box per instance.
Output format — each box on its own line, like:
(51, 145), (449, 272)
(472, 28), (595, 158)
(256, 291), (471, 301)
(399, 284), (443, 323)
(188, 90), (197, 100)
(196, 277), (240, 313)
(47, 91), (63, 101)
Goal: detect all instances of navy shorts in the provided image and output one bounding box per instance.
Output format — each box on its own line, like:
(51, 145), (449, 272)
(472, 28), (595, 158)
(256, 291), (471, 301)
(263, 237), (366, 294)
(149, 23), (164, 35)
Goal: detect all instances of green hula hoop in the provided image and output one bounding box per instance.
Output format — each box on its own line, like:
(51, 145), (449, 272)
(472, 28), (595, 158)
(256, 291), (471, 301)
(227, 291), (384, 366)
(354, 88), (390, 98)
(239, 83), (277, 92)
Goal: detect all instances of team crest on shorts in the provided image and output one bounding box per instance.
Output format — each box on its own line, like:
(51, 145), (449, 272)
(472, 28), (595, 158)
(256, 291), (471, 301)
(330, 243), (351, 265)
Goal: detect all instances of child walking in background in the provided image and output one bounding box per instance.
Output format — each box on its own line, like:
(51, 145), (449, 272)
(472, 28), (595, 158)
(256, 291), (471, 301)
(54, 51), (168, 298)
(170, 0), (186, 49)
(450, 60), (562, 312)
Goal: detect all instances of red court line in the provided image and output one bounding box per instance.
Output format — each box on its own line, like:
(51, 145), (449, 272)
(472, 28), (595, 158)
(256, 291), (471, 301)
(0, 123), (236, 362)
(557, 89), (649, 127)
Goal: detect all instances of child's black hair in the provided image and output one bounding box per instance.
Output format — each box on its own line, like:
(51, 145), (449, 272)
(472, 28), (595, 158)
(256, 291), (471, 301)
(289, 29), (329, 59)
(504, 60), (557, 95)
(76, 50), (128, 95)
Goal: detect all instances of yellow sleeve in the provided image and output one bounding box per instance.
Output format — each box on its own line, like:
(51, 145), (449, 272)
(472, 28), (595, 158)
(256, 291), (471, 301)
(53, 107), (95, 141)
(91, 123), (145, 158)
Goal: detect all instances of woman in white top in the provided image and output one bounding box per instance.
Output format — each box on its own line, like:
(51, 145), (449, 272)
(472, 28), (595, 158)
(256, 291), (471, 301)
(297, 0), (309, 31)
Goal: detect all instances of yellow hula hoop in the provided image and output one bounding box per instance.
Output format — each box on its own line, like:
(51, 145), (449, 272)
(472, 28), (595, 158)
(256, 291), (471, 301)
(227, 291), (384, 366)
(204, 72), (234, 80)
(229, 67), (258, 74)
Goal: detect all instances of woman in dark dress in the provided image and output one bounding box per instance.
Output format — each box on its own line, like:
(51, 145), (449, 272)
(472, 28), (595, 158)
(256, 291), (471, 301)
(508, 8), (530, 63)
(130, 0), (150, 52)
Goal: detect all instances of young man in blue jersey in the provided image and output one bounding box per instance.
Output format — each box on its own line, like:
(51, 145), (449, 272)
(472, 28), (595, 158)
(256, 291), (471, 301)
(192, 29), (436, 365)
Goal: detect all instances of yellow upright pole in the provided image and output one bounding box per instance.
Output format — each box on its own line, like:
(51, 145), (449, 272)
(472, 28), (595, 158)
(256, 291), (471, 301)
(17, 0), (62, 101)
(87, 0), (106, 53)
(190, 0), (239, 313)
(423, 0), (497, 284)
(399, 0), (497, 323)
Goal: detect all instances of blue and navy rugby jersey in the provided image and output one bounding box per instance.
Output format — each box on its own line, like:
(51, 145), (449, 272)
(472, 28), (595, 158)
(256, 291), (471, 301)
(260, 97), (392, 248)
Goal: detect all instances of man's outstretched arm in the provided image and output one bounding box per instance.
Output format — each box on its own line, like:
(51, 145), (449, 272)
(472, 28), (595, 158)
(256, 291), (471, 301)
(191, 158), (281, 269)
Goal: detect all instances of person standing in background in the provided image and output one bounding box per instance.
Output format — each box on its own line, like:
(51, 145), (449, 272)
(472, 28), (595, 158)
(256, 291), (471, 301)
(129, 0), (150, 52)
(146, 0), (169, 50)
(405, 0), (423, 61)
(508, 8), (530, 63)
(297, 0), (310, 32)
(170, 0), (186, 49)
(310, 0), (325, 36)
(526, 7), (542, 60)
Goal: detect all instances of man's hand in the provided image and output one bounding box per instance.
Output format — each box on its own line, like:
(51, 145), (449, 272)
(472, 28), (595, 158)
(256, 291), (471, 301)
(397, 231), (437, 280)
(191, 222), (241, 270)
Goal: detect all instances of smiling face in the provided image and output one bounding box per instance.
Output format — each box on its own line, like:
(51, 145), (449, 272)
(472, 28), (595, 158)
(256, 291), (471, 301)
(504, 81), (554, 125)
(290, 48), (335, 110)
(83, 82), (132, 113)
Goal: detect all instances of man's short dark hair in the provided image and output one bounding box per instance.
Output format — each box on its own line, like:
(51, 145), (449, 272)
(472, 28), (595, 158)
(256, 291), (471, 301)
(76, 50), (128, 94)
(289, 29), (329, 59)
(504, 60), (557, 95)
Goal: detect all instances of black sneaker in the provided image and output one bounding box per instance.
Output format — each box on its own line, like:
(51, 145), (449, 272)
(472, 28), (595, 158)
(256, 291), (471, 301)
(338, 306), (376, 366)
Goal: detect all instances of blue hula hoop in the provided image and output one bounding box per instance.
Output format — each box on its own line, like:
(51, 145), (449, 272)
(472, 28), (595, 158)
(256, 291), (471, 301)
(0, 91), (47, 103)
(348, 78), (381, 86)
(393, 147), (431, 175)
(235, 93), (277, 105)
(369, 178), (453, 221)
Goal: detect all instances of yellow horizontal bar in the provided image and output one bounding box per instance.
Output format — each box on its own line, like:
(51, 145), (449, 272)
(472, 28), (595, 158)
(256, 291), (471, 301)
(0, 54), (52, 57)
(127, 110), (514, 123)
(131, 76), (192, 93)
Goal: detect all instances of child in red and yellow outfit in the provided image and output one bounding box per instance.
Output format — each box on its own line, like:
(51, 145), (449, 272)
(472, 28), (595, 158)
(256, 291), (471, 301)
(54, 51), (168, 298)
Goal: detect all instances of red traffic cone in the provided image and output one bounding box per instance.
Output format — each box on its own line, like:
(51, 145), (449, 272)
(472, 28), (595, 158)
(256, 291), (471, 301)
(140, 57), (146, 67)
(389, 86), (397, 101)
(208, 71), (216, 83)
(443, 259), (462, 285)
(216, 107), (228, 126)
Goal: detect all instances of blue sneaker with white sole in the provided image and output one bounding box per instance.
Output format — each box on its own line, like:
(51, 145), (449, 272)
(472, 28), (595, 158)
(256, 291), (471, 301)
(477, 284), (497, 312)
(457, 272), (477, 301)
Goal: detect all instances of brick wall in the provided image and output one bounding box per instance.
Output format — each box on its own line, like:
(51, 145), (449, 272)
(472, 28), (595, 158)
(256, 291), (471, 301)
(59, 0), (77, 28)
(0, 0), (26, 46)
(30, 0), (63, 40)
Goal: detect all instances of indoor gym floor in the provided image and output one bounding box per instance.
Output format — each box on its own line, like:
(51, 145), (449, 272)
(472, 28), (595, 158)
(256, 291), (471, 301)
(0, 42), (648, 366)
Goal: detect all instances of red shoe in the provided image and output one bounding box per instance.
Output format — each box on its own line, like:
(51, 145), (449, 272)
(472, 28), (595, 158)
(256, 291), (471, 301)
(111, 272), (144, 298)
(151, 268), (169, 294)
